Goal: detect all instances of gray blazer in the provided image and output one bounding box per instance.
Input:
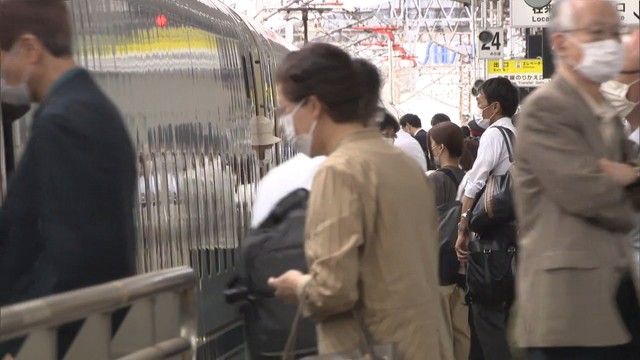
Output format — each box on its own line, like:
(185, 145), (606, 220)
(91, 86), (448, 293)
(514, 74), (638, 347)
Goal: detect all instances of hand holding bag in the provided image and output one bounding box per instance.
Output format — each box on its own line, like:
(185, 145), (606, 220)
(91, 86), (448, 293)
(282, 303), (397, 360)
(468, 126), (516, 234)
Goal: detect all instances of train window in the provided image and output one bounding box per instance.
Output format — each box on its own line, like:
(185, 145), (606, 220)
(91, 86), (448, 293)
(242, 55), (251, 99)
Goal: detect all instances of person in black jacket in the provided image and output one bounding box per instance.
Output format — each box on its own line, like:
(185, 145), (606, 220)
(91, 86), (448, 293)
(0, 0), (136, 357)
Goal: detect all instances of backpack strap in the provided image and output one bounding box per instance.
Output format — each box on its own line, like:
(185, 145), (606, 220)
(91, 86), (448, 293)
(260, 188), (309, 229)
(437, 167), (462, 188)
(495, 126), (515, 163)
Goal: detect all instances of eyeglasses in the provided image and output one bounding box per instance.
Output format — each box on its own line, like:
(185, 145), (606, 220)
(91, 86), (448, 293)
(561, 27), (627, 41)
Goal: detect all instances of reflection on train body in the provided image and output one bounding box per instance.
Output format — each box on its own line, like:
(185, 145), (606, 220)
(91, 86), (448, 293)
(3, 0), (295, 357)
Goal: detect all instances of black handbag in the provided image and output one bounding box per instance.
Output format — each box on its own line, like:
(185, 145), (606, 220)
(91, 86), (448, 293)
(468, 127), (515, 234)
(466, 226), (517, 306)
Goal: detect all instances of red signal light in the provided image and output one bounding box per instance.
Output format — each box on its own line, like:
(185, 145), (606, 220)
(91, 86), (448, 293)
(155, 14), (168, 28)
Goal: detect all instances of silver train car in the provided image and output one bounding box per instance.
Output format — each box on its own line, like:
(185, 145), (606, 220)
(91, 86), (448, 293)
(0, 0), (295, 358)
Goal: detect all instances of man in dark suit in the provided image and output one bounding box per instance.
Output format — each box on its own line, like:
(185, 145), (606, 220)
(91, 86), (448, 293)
(0, 0), (136, 357)
(400, 113), (434, 169)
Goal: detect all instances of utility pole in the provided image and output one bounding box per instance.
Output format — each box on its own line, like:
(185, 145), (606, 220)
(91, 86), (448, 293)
(302, 10), (309, 43)
(277, 6), (335, 44)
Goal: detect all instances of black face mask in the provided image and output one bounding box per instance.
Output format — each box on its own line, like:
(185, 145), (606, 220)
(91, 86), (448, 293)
(1, 101), (30, 124)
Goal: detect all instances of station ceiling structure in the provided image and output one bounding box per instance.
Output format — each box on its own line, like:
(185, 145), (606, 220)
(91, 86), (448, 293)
(221, 0), (531, 122)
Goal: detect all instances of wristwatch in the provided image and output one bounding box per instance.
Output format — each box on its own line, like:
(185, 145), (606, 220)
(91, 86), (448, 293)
(458, 211), (469, 233)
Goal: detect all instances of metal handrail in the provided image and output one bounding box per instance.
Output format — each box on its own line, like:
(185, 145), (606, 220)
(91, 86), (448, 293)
(0, 266), (196, 341)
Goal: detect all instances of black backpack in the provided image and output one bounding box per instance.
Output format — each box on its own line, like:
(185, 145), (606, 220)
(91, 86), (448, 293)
(226, 188), (317, 359)
(436, 168), (463, 286)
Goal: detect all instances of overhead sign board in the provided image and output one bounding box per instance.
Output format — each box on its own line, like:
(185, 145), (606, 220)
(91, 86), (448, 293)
(487, 59), (549, 87)
(511, 0), (640, 28)
(477, 28), (504, 60)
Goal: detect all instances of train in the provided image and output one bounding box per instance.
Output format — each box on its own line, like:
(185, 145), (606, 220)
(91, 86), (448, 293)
(0, 0), (296, 358)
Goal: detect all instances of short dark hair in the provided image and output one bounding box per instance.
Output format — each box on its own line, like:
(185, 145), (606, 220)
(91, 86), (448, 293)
(399, 114), (422, 128)
(352, 58), (381, 121)
(276, 43), (374, 125)
(478, 77), (520, 118)
(431, 113), (451, 127)
(0, 0), (73, 57)
(379, 112), (400, 133)
(429, 122), (464, 158)
(461, 126), (471, 138)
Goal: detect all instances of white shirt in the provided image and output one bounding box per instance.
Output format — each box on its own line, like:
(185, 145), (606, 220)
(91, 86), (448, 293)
(251, 154), (327, 228)
(394, 130), (428, 172)
(464, 117), (516, 199)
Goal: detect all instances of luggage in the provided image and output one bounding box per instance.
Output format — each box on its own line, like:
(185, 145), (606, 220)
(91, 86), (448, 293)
(225, 188), (317, 359)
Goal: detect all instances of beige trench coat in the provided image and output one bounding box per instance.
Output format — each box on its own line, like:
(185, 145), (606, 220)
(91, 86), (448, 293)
(514, 74), (639, 347)
(296, 129), (454, 360)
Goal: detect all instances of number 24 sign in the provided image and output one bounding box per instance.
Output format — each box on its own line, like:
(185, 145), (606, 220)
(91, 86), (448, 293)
(477, 28), (504, 60)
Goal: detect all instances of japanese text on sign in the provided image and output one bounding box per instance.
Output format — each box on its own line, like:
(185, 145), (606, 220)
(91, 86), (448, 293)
(487, 59), (548, 87)
(511, 0), (639, 27)
(487, 59), (543, 75)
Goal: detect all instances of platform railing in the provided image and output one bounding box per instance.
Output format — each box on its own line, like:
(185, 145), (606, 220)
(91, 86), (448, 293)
(0, 266), (198, 360)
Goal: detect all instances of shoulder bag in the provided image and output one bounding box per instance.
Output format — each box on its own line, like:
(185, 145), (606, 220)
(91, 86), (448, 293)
(468, 126), (516, 234)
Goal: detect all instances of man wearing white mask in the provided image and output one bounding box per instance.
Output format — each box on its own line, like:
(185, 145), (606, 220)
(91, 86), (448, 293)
(454, 76), (519, 360)
(602, 29), (640, 145)
(601, 28), (640, 357)
(0, 1), (136, 358)
(514, 0), (640, 358)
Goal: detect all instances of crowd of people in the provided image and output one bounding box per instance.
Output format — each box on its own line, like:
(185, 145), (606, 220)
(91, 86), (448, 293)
(267, 0), (640, 359)
(1, 0), (639, 359)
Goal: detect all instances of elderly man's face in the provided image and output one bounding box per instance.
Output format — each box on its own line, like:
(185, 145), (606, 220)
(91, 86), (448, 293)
(553, 0), (621, 70)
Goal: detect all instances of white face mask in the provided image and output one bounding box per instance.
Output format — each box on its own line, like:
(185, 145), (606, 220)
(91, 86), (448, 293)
(383, 137), (395, 145)
(473, 103), (495, 129)
(279, 101), (315, 156)
(601, 79), (640, 118)
(0, 43), (32, 106)
(566, 37), (625, 84)
(0, 72), (31, 106)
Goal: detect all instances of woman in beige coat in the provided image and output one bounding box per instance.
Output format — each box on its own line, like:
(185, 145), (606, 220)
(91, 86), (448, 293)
(268, 43), (453, 360)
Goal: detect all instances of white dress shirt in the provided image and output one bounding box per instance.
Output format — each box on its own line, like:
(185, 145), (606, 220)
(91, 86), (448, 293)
(394, 130), (428, 172)
(464, 117), (516, 199)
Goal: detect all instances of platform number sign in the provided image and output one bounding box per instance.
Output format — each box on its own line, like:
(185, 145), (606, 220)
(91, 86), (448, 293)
(477, 28), (504, 60)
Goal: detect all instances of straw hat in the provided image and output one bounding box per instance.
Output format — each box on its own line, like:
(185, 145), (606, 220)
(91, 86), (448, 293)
(250, 115), (281, 146)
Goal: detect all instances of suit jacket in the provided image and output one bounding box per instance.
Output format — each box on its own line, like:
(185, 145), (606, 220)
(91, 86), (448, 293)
(413, 128), (436, 170)
(514, 74), (637, 347)
(0, 68), (137, 306)
(413, 128), (428, 153)
(298, 129), (454, 360)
